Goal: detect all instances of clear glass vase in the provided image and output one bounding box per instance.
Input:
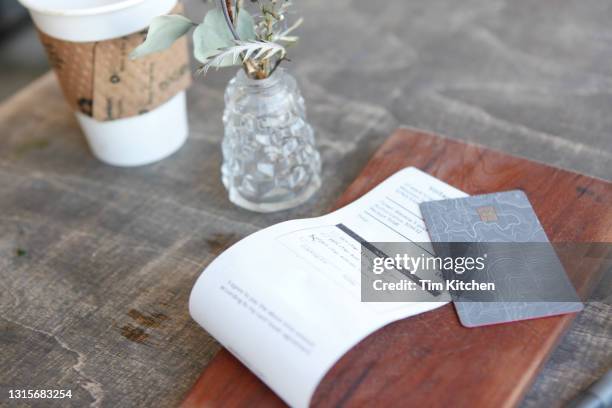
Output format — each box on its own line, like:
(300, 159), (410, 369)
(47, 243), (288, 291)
(221, 68), (322, 212)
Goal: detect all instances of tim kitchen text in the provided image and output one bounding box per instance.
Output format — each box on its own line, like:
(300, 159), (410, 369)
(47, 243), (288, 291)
(373, 279), (495, 291)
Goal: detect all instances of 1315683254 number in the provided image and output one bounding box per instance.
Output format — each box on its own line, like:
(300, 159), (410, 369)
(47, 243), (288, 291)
(8, 389), (72, 399)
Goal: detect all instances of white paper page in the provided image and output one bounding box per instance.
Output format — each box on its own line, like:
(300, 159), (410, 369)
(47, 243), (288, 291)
(189, 167), (467, 407)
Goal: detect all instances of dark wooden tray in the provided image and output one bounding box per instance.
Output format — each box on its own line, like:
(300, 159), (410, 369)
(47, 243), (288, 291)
(182, 129), (612, 408)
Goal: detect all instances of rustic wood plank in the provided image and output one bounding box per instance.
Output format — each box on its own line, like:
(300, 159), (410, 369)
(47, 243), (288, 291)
(181, 129), (612, 408)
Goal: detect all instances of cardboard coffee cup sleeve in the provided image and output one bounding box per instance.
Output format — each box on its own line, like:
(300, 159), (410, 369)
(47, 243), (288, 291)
(37, 5), (191, 122)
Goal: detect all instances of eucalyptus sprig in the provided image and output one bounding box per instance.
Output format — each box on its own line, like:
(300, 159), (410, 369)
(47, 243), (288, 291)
(130, 0), (301, 80)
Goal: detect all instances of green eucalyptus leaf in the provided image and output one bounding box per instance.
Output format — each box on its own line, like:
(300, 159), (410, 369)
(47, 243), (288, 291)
(193, 9), (233, 65)
(130, 14), (194, 59)
(193, 8), (256, 67)
(236, 9), (256, 42)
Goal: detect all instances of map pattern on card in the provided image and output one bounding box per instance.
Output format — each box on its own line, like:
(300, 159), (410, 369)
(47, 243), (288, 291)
(420, 190), (583, 327)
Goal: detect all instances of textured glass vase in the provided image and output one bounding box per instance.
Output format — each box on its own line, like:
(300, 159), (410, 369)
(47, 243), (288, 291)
(221, 68), (322, 212)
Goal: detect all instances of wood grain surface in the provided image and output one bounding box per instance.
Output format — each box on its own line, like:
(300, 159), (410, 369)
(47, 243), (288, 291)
(2, 1), (612, 406)
(182, 129), (612, 408)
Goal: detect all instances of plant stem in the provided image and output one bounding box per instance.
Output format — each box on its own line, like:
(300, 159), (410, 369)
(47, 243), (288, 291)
(268, 56), (287, 77)
(225, 0), (234, 23)
(219, 0), (240, 40)
(218, 0), (251, 76)
(218, 0), (268, 79)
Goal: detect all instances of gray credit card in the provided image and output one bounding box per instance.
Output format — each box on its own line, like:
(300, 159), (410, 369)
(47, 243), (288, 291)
(420, 190), (583, 327)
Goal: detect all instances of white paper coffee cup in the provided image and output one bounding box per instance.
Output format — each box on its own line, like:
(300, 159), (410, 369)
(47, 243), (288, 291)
(19, 0), (189, 167)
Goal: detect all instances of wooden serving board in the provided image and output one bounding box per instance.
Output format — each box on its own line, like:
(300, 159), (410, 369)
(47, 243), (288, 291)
(182, 129), (612, 408)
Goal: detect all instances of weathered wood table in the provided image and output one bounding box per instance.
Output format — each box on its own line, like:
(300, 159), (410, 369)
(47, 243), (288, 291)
(1, 1), (610, 407)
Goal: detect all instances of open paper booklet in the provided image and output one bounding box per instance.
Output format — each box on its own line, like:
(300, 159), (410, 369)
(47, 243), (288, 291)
(189, 167), (467, 407)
